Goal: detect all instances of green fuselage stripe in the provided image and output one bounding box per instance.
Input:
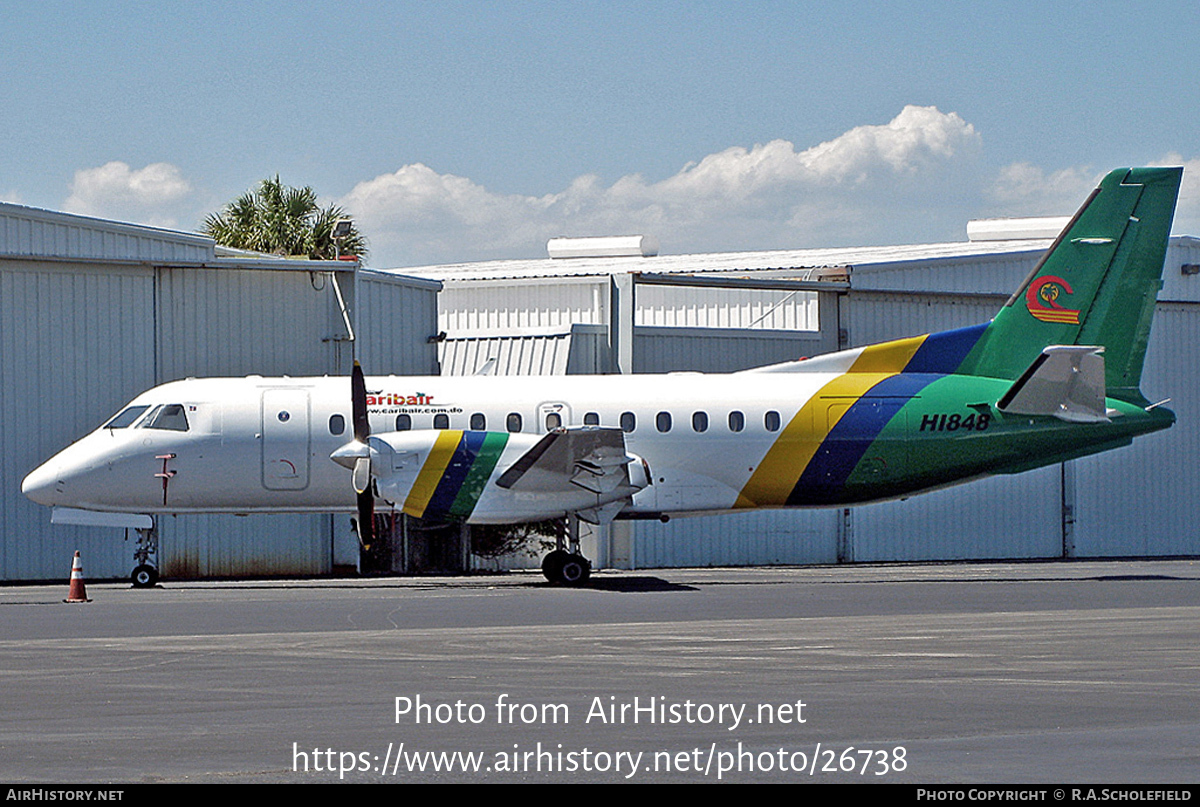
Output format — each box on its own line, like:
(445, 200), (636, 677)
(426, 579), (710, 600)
(448, 431), (509, 518)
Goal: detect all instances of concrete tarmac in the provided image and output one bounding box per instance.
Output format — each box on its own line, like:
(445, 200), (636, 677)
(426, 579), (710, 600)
(2, 559), (1198, 783)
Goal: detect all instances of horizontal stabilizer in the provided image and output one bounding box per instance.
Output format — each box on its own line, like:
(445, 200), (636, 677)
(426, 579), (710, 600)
(496, 427), (636, 494)
(997, 346), (1108, 423)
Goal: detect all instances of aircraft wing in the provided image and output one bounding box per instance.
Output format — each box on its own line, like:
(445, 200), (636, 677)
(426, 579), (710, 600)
(496, 427), (636, 495)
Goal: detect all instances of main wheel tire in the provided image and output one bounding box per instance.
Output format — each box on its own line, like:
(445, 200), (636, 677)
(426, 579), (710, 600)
(559, 554), (591, 585)
(541, 550), (570, 583)
(131, 564), (158, 588)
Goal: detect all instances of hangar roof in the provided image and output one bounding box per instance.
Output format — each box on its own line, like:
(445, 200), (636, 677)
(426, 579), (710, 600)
(388, 238), (1058, 284)
(0, 201), (217, 264)
(0, 201), (439, 291)
(0, 200), (363, 274)
(390, 234), (1200, 299)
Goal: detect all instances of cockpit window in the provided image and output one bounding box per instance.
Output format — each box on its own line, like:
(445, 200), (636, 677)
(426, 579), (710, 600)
(135, 405), (162, 428)
(144, 404), (190, 432)
(104, 405), (150, 429)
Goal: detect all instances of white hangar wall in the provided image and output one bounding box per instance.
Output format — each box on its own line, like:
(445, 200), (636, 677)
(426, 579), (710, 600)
(1070, 240), (1200, 557)
(0, 202), (440, 582)
(357, 271), (444, 377)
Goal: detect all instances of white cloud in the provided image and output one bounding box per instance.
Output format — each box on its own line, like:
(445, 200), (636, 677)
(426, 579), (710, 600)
(342, 105), (984, 267)
(64, 161), (194, 228)
(797, 104), (980, 184)
(988, 158), (1200, 236)
(1154, 154), (1200, 236)
(987, 162), (1100, 216)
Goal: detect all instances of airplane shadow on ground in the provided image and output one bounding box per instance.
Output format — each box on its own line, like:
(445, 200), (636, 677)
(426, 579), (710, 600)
(535, 576), (699, 593)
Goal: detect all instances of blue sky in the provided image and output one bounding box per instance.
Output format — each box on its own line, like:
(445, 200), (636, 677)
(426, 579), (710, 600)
(2, 1), (1197, 267)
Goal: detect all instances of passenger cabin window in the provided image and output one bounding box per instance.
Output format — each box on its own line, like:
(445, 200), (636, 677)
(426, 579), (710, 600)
(104, 405), (150, 429)
(146, 404), (189, 432)
(620, 412), (636, 433)
(692, 411), (708, 433)
(545, 412), (562, 431)
(728, 411), (745, 433)
(433, 414), (449, 430)
(507, 413), (523, 433)
(470, 413), (486, 430)
(656, 411), (672, 433)
(765, 411), (781, 432)
(584, 412), (600, 426)
(329, 414), (345, 435)
(395, 414), (411, 431)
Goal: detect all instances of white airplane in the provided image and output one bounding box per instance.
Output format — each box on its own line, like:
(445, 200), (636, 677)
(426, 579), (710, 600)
(22, 167), (1182, 584)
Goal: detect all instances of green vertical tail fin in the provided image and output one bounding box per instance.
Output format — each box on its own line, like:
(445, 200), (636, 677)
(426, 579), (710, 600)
(959, 167), (1182, 404)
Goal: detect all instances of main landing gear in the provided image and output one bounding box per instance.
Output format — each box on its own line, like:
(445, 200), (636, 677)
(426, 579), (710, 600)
(541, 549), (591, 585)
(541, 516), (591, 585)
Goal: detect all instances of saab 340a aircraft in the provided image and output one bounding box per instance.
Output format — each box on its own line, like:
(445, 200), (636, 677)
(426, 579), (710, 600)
(23, 167), (1183, 584)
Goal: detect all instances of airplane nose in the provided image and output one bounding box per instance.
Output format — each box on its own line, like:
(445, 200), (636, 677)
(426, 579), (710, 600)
(21, 462), (63, 506)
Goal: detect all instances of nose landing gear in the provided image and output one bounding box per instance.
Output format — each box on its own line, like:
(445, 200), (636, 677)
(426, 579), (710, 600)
(131, 564), (159, 588)
(130, 521), (160, 588)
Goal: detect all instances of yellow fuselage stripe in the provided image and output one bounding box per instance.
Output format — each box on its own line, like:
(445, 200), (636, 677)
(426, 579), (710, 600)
(403, 430), (463, 518)
(847, 334), (925, 373)
(737, 371), (896, 507)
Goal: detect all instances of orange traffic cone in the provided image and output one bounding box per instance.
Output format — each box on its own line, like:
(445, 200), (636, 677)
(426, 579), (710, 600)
(64, 550), (91, 603)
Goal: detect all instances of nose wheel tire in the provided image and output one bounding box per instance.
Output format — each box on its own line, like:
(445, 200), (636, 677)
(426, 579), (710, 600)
(541, 550), (590, 585)
(131, 564), (158, 588)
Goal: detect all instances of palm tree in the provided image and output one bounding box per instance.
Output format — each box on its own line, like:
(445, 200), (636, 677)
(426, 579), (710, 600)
(202, 176), (368, 260)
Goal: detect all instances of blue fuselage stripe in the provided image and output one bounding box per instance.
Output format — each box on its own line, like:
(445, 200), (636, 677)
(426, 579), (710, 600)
(904, 323), (988, 374)
(787, 373), (941, 505)
(425, 431), (487, 519)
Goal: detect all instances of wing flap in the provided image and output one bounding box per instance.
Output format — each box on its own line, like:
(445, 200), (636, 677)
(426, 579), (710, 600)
(496, 427), (635, 494)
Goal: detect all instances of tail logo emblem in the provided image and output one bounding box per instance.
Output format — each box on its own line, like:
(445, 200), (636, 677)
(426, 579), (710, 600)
(1026, 275), (1080, 324)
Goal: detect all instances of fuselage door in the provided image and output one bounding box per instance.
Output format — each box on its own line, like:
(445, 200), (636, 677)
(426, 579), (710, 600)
(821, 396), (908, 485)
(538, 401), (573, 432)
(261, 389), (311, 490)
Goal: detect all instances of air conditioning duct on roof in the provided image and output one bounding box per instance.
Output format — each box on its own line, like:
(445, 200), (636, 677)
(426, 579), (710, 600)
(967, 217), (1071, 242)
(547, 235), (659, 259)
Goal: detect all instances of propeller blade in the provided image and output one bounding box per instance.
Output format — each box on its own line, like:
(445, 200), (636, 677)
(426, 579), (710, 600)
(351, 360), (370, 442)
(351, 361), (374, 550)
(356, 488), (374, 550)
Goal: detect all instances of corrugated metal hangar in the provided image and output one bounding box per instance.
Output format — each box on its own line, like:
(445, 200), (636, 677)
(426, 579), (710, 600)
(401, 230), (1200, 571)
(1, 202), (440, 582)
